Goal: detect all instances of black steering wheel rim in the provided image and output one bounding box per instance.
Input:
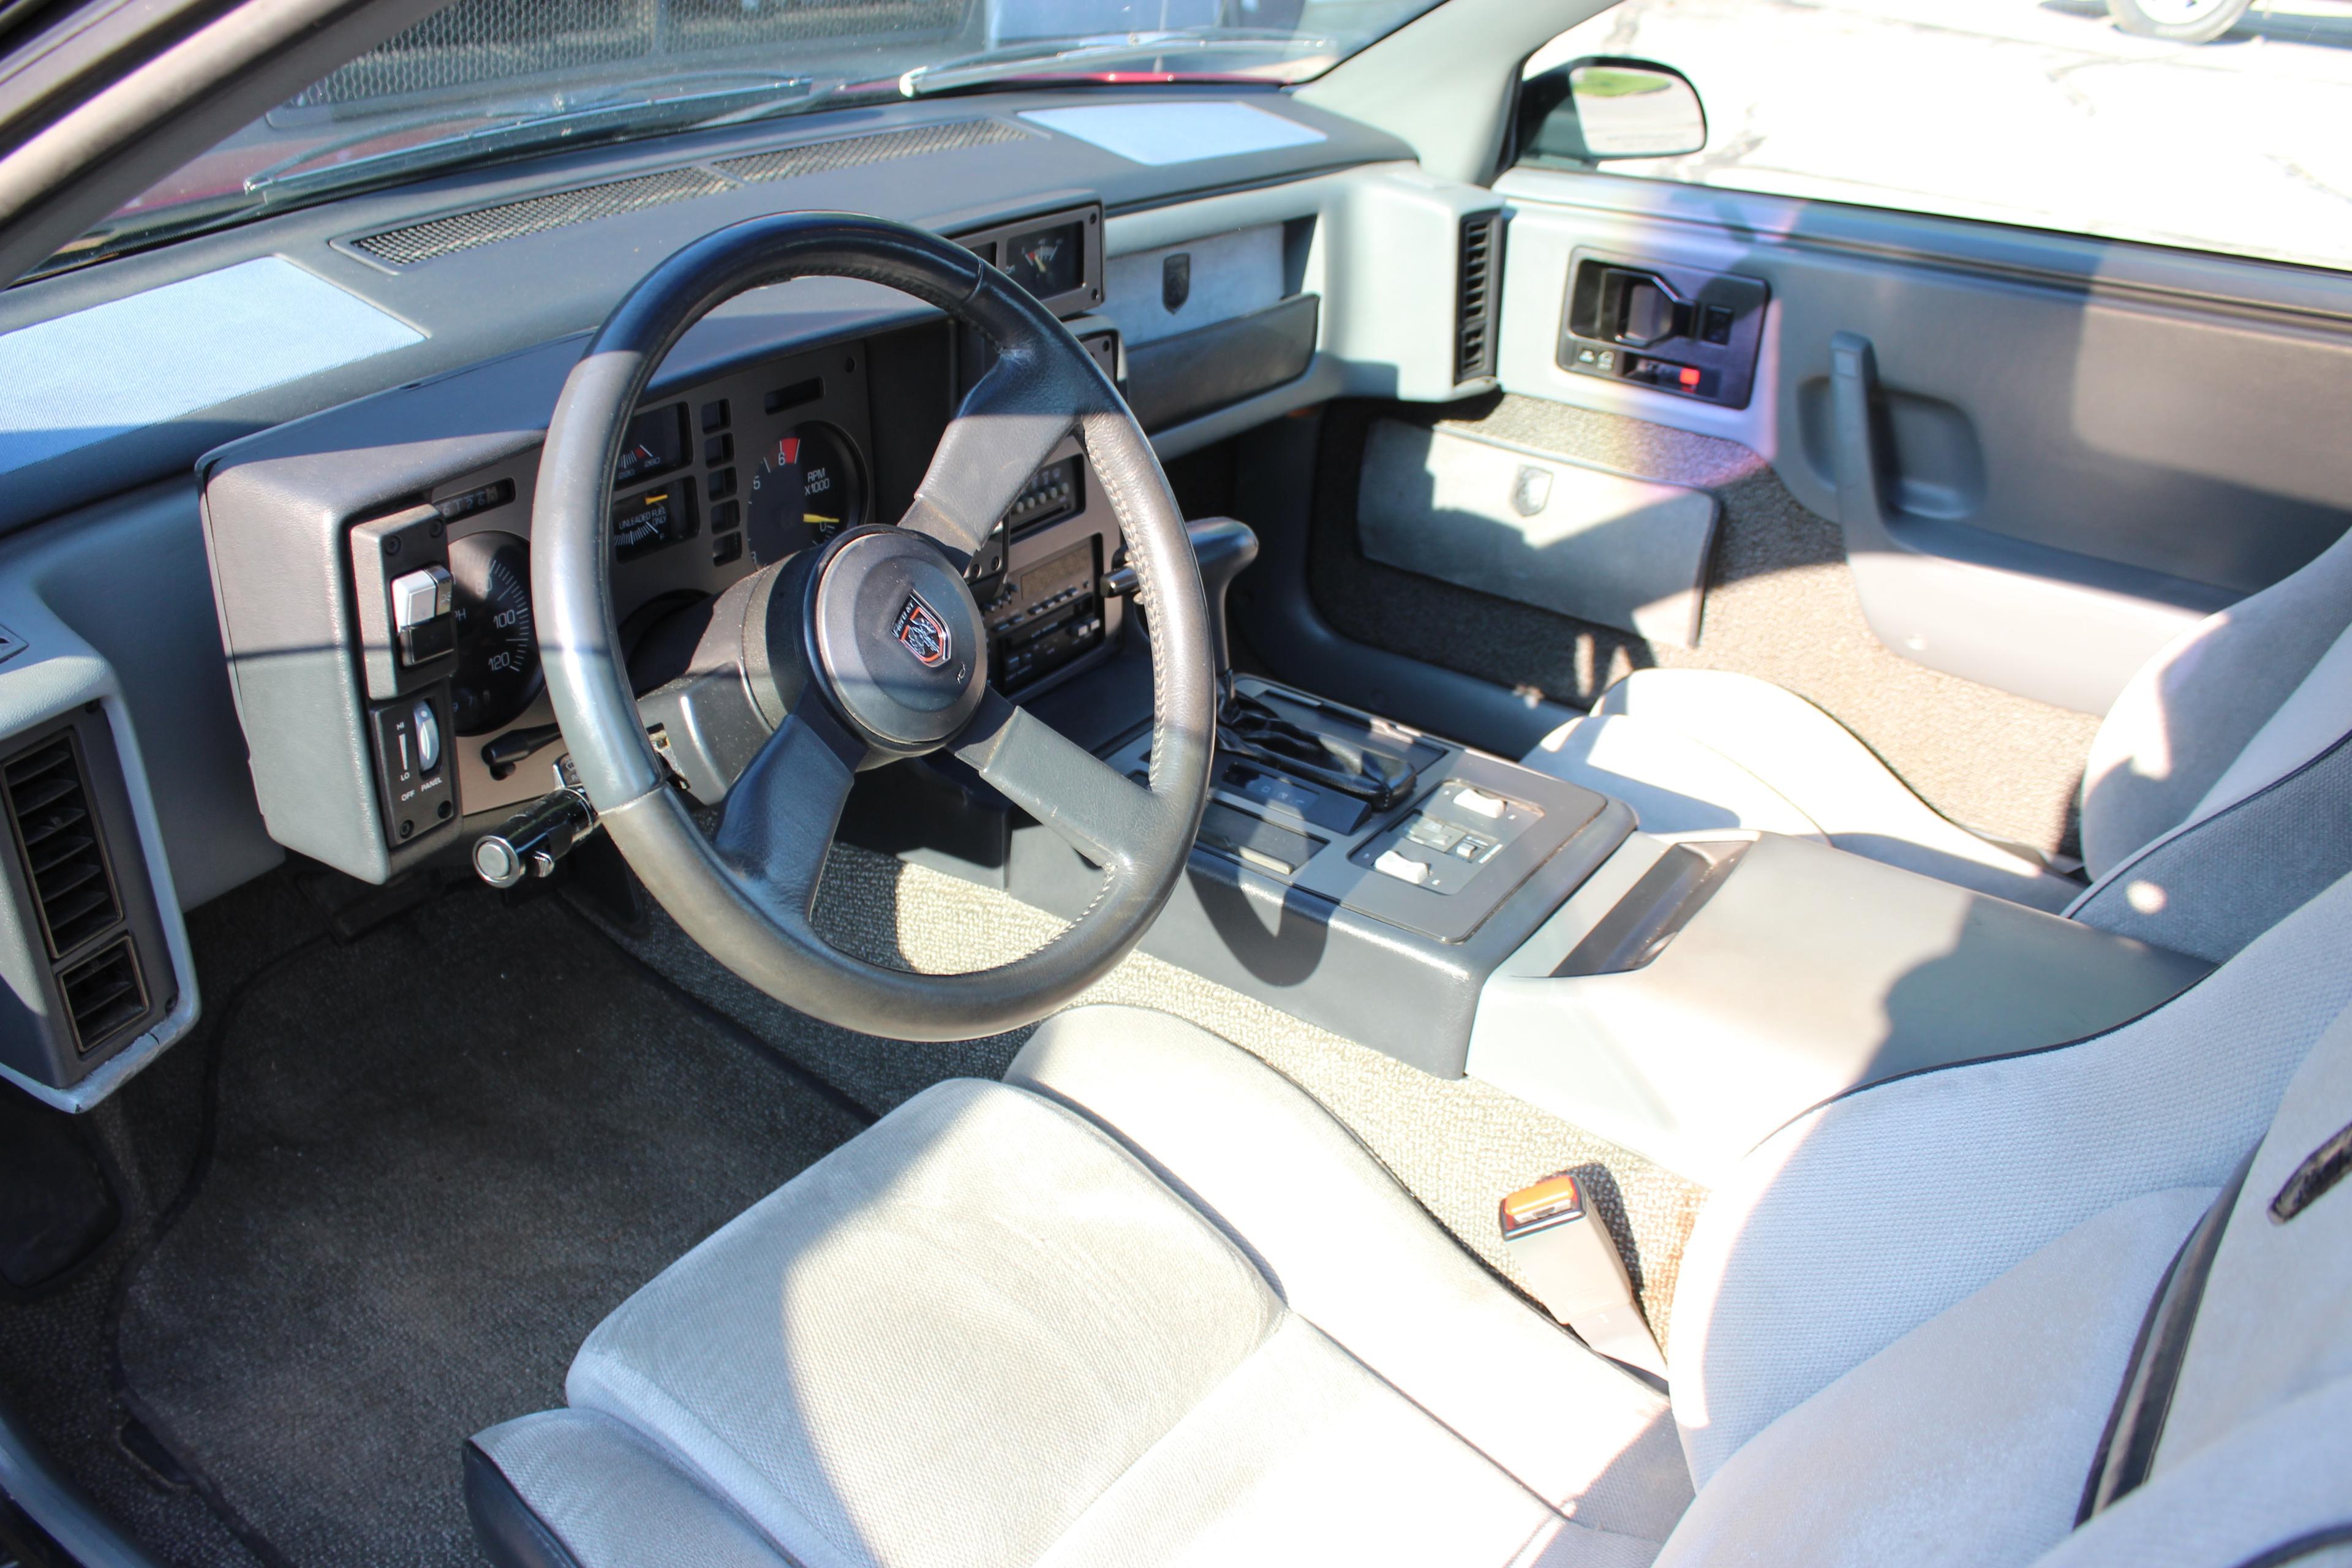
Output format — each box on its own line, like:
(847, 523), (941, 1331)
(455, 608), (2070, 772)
(532, 211), (1215, 1041)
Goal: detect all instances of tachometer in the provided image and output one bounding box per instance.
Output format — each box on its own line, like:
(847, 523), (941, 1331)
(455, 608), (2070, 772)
(447, 531), (541, 735)
(745, 422), (865, 567)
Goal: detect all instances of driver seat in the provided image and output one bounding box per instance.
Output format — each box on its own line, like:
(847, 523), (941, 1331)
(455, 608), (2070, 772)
(466, 870), (2352, 1568)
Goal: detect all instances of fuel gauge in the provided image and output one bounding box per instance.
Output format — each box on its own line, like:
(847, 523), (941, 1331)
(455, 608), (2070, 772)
(745, 422), (865, 567)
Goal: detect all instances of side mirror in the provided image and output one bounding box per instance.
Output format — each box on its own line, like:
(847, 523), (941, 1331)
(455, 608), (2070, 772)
(1516, 56), (1706, 165)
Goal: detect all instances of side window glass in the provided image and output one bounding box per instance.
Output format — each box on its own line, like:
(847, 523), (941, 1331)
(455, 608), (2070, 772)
(1515, 0), (2352, 274)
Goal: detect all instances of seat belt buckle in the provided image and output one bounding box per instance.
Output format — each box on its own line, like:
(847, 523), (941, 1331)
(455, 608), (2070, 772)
(1499, 1173), (1667, 1378)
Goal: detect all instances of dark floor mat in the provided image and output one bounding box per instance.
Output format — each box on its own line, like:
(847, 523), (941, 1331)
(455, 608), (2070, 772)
(116, 884), (870, 1568)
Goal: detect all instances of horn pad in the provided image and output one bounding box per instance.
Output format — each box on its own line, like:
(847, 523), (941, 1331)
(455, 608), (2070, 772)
(797, 527), (987, 755)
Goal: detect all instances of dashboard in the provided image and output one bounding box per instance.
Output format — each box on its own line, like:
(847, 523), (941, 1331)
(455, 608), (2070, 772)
(200, 209), (1137, 876)
(0, 88), (1502, 1106)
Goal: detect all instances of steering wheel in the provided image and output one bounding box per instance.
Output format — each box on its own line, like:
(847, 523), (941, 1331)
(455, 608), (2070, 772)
(532, 213), (1215, 1041)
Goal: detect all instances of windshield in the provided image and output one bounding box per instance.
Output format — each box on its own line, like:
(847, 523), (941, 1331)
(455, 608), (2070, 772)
(43, 0), (1440, 279)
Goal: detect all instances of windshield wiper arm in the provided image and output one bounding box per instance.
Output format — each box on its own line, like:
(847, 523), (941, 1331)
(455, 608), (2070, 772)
(899, 32), (1332, 97)
(245, 77), (818, 200)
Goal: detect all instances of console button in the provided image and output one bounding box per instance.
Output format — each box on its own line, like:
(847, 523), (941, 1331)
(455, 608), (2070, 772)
(1374, 848), (1433, 885)
(1453, 786), (1507, 820)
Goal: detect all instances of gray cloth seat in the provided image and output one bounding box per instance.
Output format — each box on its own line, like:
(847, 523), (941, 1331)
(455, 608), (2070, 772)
(1519, 525), (2352, 957)
(473, 867), (2352, 1568)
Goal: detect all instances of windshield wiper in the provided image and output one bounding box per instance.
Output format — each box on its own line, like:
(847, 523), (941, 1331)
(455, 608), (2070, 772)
(244, 77), (820, 201)
(899, 32), (1335, 97)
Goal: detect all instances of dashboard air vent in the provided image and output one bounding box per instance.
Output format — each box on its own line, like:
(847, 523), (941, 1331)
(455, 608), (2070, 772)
(1455, 211), (1505, 383)
(59, 936), (146, 1055)
(713, 118), (1028, 184)
(352, 166), (732, 266)
(3, 733), (119, 959)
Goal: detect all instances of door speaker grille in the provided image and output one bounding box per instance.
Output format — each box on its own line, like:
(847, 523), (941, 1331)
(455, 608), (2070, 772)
(3, 733), (119, 959)
(1455, 211), (1504, 383)
(712, 118), (1027, 184)
(351, 166), (732, 266)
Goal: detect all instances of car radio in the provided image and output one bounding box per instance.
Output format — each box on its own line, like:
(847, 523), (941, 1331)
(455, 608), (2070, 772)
(984, 536), (1104, 693)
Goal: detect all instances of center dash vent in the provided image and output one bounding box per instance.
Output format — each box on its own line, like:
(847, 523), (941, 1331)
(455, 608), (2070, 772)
(1455, 210), (1505, 384)
(3, 733), (119, 959)
(713, 118), (1027, 184)
(352, 166), (731, 266)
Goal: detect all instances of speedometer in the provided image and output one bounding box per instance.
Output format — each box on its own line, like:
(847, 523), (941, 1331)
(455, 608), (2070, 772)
(447, 531), (541, 735)
(745, 422), (865, 567)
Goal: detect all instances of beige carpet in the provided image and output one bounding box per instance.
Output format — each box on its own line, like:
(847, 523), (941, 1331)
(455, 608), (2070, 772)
(578, 842), (1712, 1351)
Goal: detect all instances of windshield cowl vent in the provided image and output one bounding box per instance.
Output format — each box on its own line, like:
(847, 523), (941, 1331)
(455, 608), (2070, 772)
(347, 118), (1032, 268)
(1455, 210), (1504, 385)
(4, 733), (120, 960)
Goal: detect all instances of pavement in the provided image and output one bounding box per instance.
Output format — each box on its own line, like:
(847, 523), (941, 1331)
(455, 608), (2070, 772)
(1525, 0), (2352, 272)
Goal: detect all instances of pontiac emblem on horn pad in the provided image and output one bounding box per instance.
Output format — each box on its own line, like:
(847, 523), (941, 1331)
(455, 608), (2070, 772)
(892, 590), (952, 669)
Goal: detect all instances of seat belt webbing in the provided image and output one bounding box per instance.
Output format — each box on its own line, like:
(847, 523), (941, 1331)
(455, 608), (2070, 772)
(2076, 1148), (2257, 1523)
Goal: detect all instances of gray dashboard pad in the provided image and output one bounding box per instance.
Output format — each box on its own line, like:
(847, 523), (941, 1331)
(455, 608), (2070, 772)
(0, 94), (1407, 543)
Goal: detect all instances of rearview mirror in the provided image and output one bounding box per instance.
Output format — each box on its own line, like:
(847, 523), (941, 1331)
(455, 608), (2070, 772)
(1517, 56), (1707, 165)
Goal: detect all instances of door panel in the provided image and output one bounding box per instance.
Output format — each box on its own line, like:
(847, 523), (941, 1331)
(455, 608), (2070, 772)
(1305, 165), (2352, 856)
(1300, 393), (2105, 859)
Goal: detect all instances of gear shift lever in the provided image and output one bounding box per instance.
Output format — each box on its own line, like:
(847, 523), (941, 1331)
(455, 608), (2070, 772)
(1184, 516), (1258, 699)
(1191, 517), (1411, 810)
(1107, 517), (1413, 810)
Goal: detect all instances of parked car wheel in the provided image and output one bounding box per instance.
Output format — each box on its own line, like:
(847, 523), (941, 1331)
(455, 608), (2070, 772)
(2105, 0), (2256, 42)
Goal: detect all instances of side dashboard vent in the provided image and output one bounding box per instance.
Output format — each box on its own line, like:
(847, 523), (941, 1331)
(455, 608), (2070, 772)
(1455, 210), (1505, 383)
(4, 734), (119, 959)
(714, 118), (1028, 184)
(352, 167), (731, 266)
(60, 937), (147, 1056)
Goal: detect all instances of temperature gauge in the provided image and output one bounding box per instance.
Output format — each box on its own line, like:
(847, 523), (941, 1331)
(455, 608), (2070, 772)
(745, 422), (865, 567)
(613, 484), (695, 562)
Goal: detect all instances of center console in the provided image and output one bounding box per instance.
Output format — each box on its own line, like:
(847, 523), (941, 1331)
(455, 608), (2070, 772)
(876, 512), (2217, 1153)
(868, 513), (1637, 1074)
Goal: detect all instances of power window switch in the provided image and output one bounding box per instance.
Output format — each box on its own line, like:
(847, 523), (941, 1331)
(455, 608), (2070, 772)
(1453, 786), (1507, 820)
(1374, 848), (1433, 886)
(391, 565), (454, 666)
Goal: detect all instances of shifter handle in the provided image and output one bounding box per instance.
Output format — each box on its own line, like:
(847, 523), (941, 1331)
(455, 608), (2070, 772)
(1101, 517), (1259, 696)
(1183, 517), (1258, 695)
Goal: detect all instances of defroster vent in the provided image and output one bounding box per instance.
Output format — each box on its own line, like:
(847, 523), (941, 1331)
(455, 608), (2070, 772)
(4, 733), (119, 959)
(713, 118), (1027, 184)
(1455, 211), (1505, 384)
(348, 119), (1030, 268)
(352, 167), (731, 266)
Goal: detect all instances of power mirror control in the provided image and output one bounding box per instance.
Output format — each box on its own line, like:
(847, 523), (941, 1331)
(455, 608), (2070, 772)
(1559, 250), (1769, 410)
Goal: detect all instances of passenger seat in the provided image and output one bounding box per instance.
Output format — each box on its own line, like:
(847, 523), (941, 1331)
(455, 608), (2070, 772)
(1520, 526), (2352, 962)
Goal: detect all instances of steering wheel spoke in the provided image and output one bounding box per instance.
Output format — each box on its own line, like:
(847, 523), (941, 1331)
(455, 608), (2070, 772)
(899, 350), (1077, 565)
(954, 687), (1164, 872)
(712, 692), (864, 927)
